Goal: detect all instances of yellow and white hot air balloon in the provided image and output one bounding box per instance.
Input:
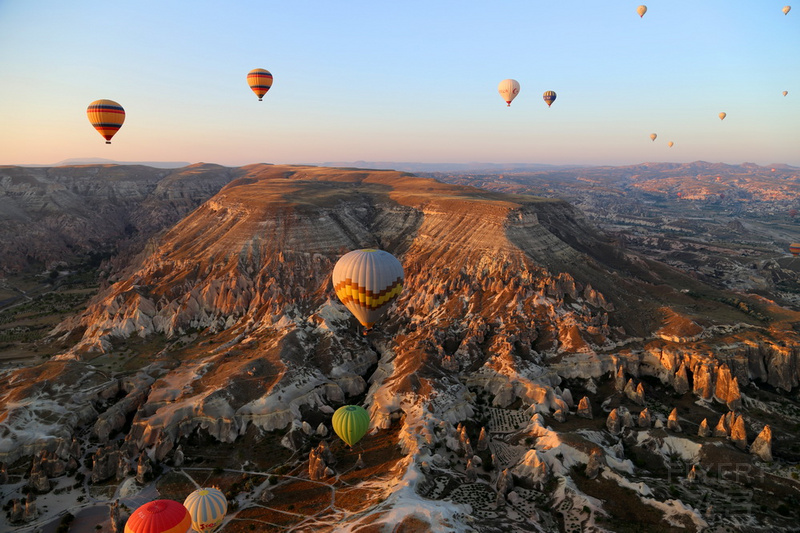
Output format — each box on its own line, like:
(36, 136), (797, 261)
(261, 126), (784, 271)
(668, 141), (674, 147)
(498, 79), (520, 107)
(650, 133), (657, 142)
(637, 5), (647, 17)
(783, 6), (791, 15)
(719, 112), (727, 120)
(184, 488), (227, 532)
(332, 249), (404, 330)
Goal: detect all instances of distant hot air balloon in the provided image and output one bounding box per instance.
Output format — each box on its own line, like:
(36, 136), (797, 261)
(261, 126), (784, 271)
(668, 141), (674, 147)
(637, 5), (647, 17)
(783, 6), (791, 15)
(87, 99), (125, 144)
(184, 488), (227, 532)
(125, 500), (191, 533)
(783, 91), (789, 96)
(332, 249), (404, 329)
(650, 133), (657, 142)
(247, 68), (273, 101)
(790, 243), (800, 256)
(719, 112), (727, 120)
(498, 79), (521, 106)
(332, 405), (370, 447)
(543, 91), (557, 107)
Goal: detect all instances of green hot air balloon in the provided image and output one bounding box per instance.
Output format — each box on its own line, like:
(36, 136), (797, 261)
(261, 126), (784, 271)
(332, 405), (370, 447)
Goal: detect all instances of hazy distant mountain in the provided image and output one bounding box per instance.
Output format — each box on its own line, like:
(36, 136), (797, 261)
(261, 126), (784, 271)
(320, 160), (580, 172)
(47, 157), (191, 168)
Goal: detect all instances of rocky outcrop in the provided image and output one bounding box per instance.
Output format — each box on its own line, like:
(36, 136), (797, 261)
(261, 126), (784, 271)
(687, 464), (699, 483)
(136, 451), (152, 484)
(750, 425), (773, 462)
(730, 415), (747, 450)
(585, 448), (605, 479)
(698, 418), (711, 437)
(607, 408), (621, 435)
(714, 413), (732, 437)
(673, 362), (690, 395)
(714, 365), (742, 411)
(638, 408), (652, 428)
(477, 427), (489, 451)
(615, 366), (626, 392)
(577, 396), (593, 419)
(309, 441), (336, 481)
(667, 408), (681, 432)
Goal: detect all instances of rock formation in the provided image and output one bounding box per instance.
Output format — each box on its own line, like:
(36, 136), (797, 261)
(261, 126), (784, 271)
(729, 414), (747, 450)
(673, 362), (690, 395)
(615, 366), (626, 392)
(687, 464), (698, 483)
(585, 448), (604, 479)
(606, 408), (621, 435)
(477, 427), (489, 451)
(577, 396), (593, 419)
(750, 425), (773, 462)
(136, 451), (152, 484)
(667, 408), (682, 432)
(638, 408), (652, 428)
(698, 418), (711, 437)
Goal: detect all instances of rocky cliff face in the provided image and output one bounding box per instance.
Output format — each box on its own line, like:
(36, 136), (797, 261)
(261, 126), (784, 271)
(0, 163), (234, 274)
(2, 164), (800, 532)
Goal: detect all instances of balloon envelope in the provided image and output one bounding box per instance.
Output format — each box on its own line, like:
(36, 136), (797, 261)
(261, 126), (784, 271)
(667, 141), (674, 147)
(719, 112), (727, 120)
(247, 68), (273, 101)
(783, 6), (791, 15)
(637, 5), (647, 17)
(498, 79), (520, 106)
(542, 90), (557, 107)
(87, 99), (125, 144)
(783, 91), (788, 96)
(184, 488), (227, 532)
(790, 243), (800, 256)
(650, 133), (657, 141)
(332, 249), (404, 329)
(125, 500), (191, 533)
(332, 405), (370, 446)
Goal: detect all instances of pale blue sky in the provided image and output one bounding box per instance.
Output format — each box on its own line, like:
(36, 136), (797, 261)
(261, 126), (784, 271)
(1, 1), (798, 166)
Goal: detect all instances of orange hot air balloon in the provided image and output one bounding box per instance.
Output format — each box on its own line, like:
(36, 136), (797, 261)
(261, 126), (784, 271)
(247, 68), (273, 101)
(87, 99), (125, 144)
(718, 112), (727, 120)
(789, 243), (800, 256)
(125, 500), (191, 533)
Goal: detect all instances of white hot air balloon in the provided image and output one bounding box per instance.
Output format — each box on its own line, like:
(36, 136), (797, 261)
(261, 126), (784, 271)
(184, 488), (227, 532)
(332, 249), (404, 330)
(498, 79), (520, 107)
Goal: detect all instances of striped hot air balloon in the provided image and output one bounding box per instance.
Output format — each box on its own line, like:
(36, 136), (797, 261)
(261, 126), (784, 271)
(332, 405), (371, 447)
(247, 68), (273, 101)
(87, 99), (125, 144)
(543, 90), (557, 107)
(332, 249), (404, 329)
(184, 488), (227, 532)
(790, 243), (800, 257)
(124, 500), (191, 533)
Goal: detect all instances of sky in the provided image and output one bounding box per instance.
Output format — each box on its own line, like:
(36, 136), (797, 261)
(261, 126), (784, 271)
(1, 0), (798, 167)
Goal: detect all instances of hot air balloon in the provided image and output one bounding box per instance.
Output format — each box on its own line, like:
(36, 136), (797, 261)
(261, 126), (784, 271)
(543, 91), (557, 107)
(247, 68), (273, 101)
(719, 112), (727, 120)
(87, 99), (125, 144)
(125, 500), (191, 533)
(332, 405), (370, 447)
(668, 141), (674, 147)
(332, 249), (404, 329)
(498, 79), (520, 106)
(783, 6), (791, 15)
(783, 91), (789, 96)
(637, 5), (647, 17)
(650, 133), (657, 142)
(184, 488), (227, 532)
(790, 243), (800, 256)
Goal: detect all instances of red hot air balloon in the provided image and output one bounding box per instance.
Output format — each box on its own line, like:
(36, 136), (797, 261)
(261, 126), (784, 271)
(125, 500), (192, 533)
